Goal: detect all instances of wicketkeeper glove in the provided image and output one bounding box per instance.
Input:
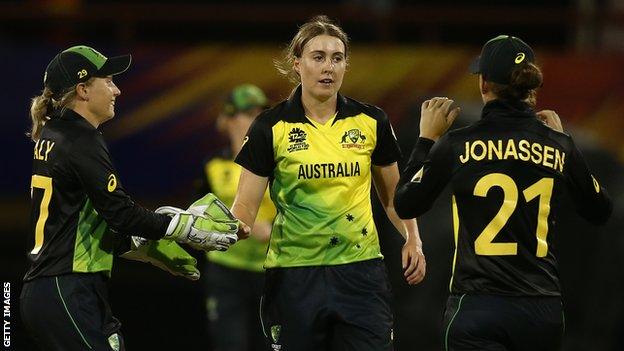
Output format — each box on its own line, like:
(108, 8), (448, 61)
(156, 193), (239, 252)
(120, 236), (200, 280)
(186, 193), (238, 221)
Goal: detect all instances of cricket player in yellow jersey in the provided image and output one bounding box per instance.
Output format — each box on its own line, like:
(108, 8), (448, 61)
(198, 84), (276, 351)
(231, 16), (426, 351)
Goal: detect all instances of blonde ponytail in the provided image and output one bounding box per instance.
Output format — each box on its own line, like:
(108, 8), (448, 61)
(28, 88), (54, 141)
(28, 82), (84, 141)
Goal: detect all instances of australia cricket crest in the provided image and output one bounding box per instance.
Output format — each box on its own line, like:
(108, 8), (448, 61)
(340, 128), (366, 149)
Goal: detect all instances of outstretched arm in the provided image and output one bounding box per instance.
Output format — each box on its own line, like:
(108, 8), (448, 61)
(373, 163), (426, 285)
(231, 167), (270, 239)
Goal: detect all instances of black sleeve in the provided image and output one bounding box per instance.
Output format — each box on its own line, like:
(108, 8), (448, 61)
(394, 135), (455, 219)
(234, 115), (275, 177)
(68, 132), (170, 240)
(564, 140), (612, 224)
(113, 234), (132, 256)
(371, 109), (402, 166)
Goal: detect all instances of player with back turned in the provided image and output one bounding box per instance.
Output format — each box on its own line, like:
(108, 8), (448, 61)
(394, 35), (612, 350)
(21, 45), (242, 351)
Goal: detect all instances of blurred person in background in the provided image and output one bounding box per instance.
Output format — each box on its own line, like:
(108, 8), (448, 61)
(394, 35), (613, 351)
(21, 45), (241, 351)
(230, 15), (426, 351)
(197, 84), (276, 351)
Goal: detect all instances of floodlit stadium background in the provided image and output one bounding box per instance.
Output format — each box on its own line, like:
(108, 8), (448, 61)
(1, 1), (623, 350)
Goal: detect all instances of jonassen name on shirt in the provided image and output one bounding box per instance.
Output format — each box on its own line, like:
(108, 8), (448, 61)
(459, 139), (565, 172)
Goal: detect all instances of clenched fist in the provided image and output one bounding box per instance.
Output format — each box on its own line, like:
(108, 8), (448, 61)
(537, 110), (563, 133)
(419, 97), (460, 141)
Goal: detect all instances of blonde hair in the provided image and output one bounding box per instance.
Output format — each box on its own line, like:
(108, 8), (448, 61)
(275, 15), (349, 85)
(28, 80), (92, 141)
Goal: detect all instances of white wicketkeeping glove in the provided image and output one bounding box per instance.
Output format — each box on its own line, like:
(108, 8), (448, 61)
(156, 202), (238, 252)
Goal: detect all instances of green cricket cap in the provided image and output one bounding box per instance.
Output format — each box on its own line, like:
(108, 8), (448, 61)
(223, 84), (269, 116)
(44, 45), (131, 99)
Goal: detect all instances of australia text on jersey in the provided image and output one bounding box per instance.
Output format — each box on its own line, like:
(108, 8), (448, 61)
(459, 139), (565, 173)
(297, 162), (361, 180)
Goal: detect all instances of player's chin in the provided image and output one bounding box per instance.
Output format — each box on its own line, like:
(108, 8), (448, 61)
(100, 112), (115, 124)
(313, 85), (338, 99)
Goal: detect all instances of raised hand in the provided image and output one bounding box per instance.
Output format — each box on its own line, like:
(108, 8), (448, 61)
(536, 110), (563, 133)
(419, 97), (460, 141)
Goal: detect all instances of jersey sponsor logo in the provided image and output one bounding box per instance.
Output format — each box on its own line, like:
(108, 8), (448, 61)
(459, 139), (566, 173)
(107, 174), (117, 192)
(33, 139), (55, 162)
(287, 127), (309, 153)
(241, 136), (249, 148)
(339, 128), (367, 149)
(297, 162), (361, 179)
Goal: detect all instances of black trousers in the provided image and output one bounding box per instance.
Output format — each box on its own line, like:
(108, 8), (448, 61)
(442, 294), (564, 351)
(205, 262), (266, 351)
(261, 259), (394, 351)
(20, 273), (124, 351)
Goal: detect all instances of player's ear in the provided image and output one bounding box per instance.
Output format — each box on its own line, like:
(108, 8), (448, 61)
(479, 75), (489, 95)
(293, 57), (300, 74)
(75, 83), (89, 101)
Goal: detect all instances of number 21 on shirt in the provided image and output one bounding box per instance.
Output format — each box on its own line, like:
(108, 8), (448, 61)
(473, 173), (553, 257)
